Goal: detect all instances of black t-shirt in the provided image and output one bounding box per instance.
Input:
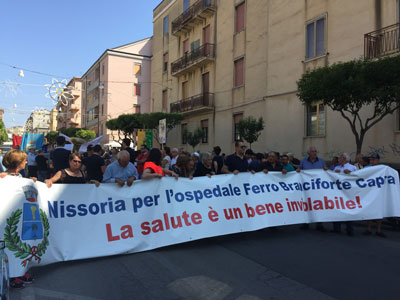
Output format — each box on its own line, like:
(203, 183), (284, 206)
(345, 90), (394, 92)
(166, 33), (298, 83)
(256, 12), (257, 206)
(83, 154), (105, 182)
(35, 155), (48, 171)
(249, 160), (263, 172)
(194, 163), (213, 177)
(212, 155), (224, 174)
(224, 153), (248, 173)
(51, 148), (71, 172)
(125, 147), (136, 164)
(262, 161), (283, 171)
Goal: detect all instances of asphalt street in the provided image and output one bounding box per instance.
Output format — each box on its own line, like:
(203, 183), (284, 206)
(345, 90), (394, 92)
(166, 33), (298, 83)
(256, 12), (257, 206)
(10, 223), (400, 300)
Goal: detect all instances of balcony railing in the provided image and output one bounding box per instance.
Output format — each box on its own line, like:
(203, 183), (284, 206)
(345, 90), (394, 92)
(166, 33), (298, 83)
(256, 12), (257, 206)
(172, 0), (216, 35)
(171, 43), (215, 76)
(170, 92), (214, 113)
(365, 23), (400, 59)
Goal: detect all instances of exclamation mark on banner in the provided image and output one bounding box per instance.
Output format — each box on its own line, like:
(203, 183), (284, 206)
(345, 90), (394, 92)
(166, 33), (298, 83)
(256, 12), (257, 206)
(355, 196), (362, 208)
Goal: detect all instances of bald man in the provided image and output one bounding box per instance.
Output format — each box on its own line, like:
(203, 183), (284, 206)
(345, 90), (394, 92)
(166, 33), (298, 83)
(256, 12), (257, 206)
(102, 150), (139, 187)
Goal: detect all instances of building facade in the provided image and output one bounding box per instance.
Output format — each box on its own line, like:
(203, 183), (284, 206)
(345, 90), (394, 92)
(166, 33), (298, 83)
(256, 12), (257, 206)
(152, 0), (400, 164)
(81, 38), (153, 143)
(25, 109), (51, 134)
(56, 77), (82, 131)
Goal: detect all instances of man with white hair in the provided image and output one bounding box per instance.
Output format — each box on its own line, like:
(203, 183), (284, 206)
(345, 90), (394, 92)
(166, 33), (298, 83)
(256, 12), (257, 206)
(334, 153), (357, 174)
(102, 150), (139, 187)
(170, 148), (179, 169)
(332, 152), (357, 236)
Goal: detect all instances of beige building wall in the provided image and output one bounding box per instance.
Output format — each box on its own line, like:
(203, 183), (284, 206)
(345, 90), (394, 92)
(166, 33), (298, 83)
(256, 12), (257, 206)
(81, 38), (152, 143)
(152, 0), (400, 164)
(56, 77), (82, 131)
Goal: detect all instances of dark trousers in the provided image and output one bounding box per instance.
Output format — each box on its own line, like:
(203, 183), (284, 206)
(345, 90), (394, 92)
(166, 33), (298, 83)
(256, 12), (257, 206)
(28, 165), (37, 178)
(333, 222), (353, 233)
(37, 170), (49, 182)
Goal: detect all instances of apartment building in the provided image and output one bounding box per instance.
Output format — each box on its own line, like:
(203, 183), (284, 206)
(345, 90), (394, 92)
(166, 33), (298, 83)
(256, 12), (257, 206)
(152, 0), (400, 163)
(81, 38), (152, 143)
(25, 109), (51, 134)
(56, 77), (82, 131)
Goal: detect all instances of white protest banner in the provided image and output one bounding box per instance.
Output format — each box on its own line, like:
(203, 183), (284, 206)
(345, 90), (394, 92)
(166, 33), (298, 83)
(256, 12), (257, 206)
(78, 136), (103, 153)
(1, 165), (399, 277)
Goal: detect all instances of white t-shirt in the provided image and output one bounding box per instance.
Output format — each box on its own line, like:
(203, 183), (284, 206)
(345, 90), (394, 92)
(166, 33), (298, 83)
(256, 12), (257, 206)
(334, 163), (357, 173)
(170, 155), (178, 168)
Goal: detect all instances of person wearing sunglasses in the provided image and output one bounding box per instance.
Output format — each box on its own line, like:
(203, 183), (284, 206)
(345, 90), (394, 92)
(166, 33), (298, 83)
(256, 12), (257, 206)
(222, 140), (249, 174)
(45, 153), (100, 187)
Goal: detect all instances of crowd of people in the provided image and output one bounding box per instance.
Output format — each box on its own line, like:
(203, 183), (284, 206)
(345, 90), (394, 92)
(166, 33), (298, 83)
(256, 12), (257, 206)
(0, 136), (396, 288)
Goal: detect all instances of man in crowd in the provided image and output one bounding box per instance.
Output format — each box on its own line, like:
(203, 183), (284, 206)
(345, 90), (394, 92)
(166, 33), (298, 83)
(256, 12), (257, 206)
(82, 144), (106, 182)
(121, 138), (136, 164)
(363, 153), (386, 237)
(51, 136), (71, 173)
(281, 154), (295, 172)
(222, 140), (248, 174)
(262, 151), (286, 173)
(245, 149), (254, 164)
(35, 150), (49, 182)
(249, 153), (264, 172)
(212, 146), (224, 174)
(297, 146), (327, 231)
(329, 156), (339, 170)
(332, 152), (357, 236)
(103, 150), (138, 187)
(287, 153), (300, 169)
(27, 148), (37, 178)
(136, 145), (149, 179)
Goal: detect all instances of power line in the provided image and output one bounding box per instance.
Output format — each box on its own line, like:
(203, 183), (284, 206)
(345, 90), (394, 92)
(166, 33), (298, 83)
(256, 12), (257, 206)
(0, 62), (69, 78)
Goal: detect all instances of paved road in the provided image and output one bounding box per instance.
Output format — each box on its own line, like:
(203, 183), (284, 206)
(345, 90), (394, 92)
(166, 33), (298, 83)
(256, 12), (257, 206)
(11, 223), (400, 300)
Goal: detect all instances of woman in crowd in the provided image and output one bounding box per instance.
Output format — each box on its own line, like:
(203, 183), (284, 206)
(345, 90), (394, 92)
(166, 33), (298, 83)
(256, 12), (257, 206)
(162, 146), (172, 170)
(142, 148), (178, 179)
(194, 152), (215, 177)
(172, 155), (196, 179)
(45, 153), (99, 187)
(0, 149), (35, 288)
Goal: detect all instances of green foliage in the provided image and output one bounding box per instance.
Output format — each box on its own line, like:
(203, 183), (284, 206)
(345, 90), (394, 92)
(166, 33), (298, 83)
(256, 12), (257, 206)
(185, 127), (204, 151)
(76, 129), (96, 140)
(0, 119), (8, 144)
(106, 112), (184, 145)
(59, 128), (96, 141)
(237, 116), (265, 148)
(46, 131), (59, 145)
(297, 55), (400, 153)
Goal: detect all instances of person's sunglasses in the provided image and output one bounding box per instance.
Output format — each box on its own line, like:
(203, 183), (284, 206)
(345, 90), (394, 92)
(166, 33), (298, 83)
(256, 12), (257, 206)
(240, 146), (247, 149)
(72, 160), (82, 163)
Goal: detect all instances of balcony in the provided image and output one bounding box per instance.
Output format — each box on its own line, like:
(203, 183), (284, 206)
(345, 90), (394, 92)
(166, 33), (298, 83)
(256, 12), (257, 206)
(170, 92), (214, 114)
(172, 0), (216, 36)
(70, 104), (79, 112)
(364, 23), (400, 59)
(171, 43), (215, 76)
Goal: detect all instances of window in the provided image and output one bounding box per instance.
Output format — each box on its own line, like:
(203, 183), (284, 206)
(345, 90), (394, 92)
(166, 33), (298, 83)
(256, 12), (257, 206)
(133, 105), (141, 114)
(183, 39), (189, 54)
(102, 64), (104, 75)
(201, 119), (208, 143)
(233, 113), (243, 141)
(102, 88), (104, 97)
(181, 123), (187, 144)
(134, 63), (141, 75)
(235, 2), (245, 33)
(190, 39), (200, 51)
(163, 16), (169, 35)
(306, 16), (326, 59)
(182, 81), (188, 99)
(163, 52), (168, 72)
(134, 83), (141, 96)
(234, 57), (244, 87)
(162, 90), (168, 112)
(101, 104), (104, 116)
(183, 0), (190, 12)
(307, 102), (325, 136)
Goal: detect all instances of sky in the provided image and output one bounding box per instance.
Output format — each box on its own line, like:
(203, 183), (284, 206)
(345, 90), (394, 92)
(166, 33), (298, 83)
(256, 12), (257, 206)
(0, 0), (161, 128)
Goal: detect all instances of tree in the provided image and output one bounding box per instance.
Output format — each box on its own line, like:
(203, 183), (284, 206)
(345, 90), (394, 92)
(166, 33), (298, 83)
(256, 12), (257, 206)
(0, 120), (8, 144)
(46, 131), (58, 145)
(76, 129), (96, 140)
(106, 112), (184, 145)
(237, 116), (265, 149)
(185, 127), (204, 151)
(297, 55), (400, 154)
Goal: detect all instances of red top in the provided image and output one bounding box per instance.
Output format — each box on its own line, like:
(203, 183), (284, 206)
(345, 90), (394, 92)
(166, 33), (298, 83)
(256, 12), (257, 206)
(136, 153), (149, 174)
(143, 161), (164, 176)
